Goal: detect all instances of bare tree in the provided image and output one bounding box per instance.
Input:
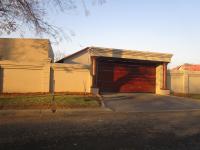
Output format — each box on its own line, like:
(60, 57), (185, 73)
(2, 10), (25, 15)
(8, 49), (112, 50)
(0, 0), (106, 42)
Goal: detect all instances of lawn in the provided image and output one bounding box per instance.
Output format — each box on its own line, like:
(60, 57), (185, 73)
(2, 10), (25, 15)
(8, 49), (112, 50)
(189, 94), (200, 100)
(0, 94), (100, 109)
(173, 93), (200, 100)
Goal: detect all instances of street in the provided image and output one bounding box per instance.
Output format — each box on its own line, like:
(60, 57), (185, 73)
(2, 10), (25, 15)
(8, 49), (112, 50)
(1, 110), (200, 150)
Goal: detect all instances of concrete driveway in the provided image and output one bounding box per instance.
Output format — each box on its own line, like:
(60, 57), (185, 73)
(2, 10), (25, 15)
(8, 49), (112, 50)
(102, 93), (200, 112)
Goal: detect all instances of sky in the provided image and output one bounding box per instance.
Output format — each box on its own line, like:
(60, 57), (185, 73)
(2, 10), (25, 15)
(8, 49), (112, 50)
(3, 0), (200, 68)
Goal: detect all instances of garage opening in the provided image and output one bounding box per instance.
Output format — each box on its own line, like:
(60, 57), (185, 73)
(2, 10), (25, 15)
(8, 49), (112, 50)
(97, 57), (159, 93)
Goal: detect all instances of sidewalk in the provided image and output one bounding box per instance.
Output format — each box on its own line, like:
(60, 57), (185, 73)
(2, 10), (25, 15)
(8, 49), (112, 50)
(0, 108), (112, 117)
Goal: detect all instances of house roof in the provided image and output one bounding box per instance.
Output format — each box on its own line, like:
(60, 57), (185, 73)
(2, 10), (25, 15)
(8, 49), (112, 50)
(56, 46), (173, 63)
(172, 64), (200, 71)
(56, 47), (89, 63)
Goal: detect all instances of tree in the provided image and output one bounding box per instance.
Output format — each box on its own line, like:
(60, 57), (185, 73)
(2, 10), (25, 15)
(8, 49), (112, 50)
(0, 0), (106, 41)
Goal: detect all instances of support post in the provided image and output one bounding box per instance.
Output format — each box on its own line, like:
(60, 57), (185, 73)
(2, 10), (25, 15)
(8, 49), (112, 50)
(91, 56), (99, 94)
(92, 56), (97, 88)
(162, 62), (167, 90)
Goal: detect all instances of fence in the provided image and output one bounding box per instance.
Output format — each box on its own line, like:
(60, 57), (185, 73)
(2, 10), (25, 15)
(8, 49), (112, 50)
(0, 61), (50, 93)
(1, 61), (200, 95)
(168, 70), (200, 94)
(52, 63), (91, 93)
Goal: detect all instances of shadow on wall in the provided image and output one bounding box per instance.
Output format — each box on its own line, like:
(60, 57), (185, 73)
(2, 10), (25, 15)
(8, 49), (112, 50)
(49, 67), (54, 93)
(0, 67), (3, 93)
(95, 48), (124, 91)
(0, 39), (12, 61)
(0, 39), (51, 62)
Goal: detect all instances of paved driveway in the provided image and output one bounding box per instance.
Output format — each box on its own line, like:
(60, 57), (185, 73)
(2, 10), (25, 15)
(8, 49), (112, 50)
(102, 93), (200, 112)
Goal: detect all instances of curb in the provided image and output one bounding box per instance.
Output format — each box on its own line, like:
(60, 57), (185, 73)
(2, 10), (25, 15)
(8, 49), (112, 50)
(0, 108), (112, 117)
(109, 108), (200, 113)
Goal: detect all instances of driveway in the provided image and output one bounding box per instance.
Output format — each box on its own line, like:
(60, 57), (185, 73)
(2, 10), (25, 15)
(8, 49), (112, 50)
(102, 93), (200, 112)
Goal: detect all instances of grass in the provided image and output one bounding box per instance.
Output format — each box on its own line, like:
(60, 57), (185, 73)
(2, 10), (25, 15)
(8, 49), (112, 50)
(188, 94), (200, 100)
(173, 93), (200, 100)
(0, 94), (100, 109)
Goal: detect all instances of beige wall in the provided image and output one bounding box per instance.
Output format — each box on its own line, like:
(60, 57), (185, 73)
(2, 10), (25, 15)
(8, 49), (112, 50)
(63, 50), (90, 66)
(156, 64), (163, 94)
(0, 61), (50, 93)
(189, 74), (200, 93)
(0, 62), (92, 94)
(2, 61), (200, 95)
(0, 38), (53, 63)
(167, 71), (184, 93)
(168, 70), (200, 94)
(61, 50), (92, 93)
(52, 63), (91, 93)
(0, 38), (53, 93)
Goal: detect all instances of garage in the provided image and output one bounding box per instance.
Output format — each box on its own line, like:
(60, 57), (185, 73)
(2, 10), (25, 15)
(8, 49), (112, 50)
(97, 57), (157, 93)
(57, 46), (173, 95)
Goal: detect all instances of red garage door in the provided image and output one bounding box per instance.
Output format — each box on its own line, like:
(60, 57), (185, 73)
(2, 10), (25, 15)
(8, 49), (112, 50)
(97, 59), (156, 93)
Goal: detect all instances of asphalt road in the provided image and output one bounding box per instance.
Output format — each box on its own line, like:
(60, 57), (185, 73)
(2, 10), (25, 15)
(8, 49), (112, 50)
(1, 110), (200, 150)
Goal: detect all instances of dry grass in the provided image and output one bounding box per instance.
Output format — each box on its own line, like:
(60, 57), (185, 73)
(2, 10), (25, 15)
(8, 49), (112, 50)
(173, 93), (200, 100)
(0, 94), (100, 109)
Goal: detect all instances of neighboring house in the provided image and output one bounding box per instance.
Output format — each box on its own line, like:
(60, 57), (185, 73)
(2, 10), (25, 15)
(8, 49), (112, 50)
(172, 64), (200, 71)
(168, 64), (200, 94)
(0, 38), (54, 63)
(0, 38), (54, 93)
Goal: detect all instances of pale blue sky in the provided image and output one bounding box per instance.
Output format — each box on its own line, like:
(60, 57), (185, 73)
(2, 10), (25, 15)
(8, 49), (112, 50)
(3, 0), (200, 68)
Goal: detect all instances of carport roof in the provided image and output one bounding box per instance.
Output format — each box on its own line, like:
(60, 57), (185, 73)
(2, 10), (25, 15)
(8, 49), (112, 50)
(57, 46), (173, 63)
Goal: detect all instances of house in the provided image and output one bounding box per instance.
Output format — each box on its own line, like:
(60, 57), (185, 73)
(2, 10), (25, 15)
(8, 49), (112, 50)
(0, 38), (54, 93)
(0, 38), (54, 63)
(56, 47), (173, 95)
(0, 38), (174, 95)
(172, 64), (200, 71)
(168, 63), (200, 95)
